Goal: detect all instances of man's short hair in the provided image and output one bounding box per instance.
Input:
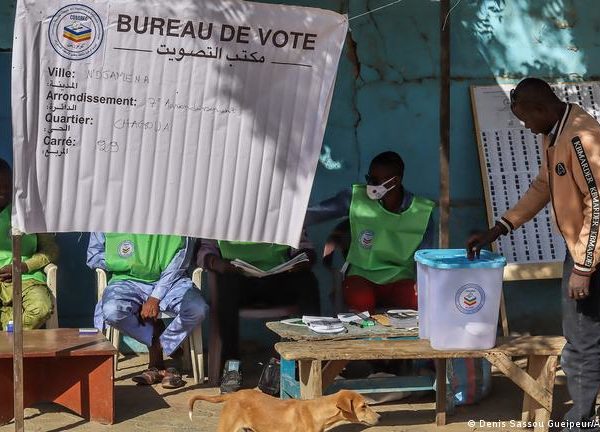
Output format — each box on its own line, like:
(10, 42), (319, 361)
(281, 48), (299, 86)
(510, 77), (559, 107)
(370, 151), (405, 178)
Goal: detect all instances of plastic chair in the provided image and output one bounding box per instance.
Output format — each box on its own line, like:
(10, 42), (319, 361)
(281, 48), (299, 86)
(95, 268), (205, 384)
(44, 264), (59, 329)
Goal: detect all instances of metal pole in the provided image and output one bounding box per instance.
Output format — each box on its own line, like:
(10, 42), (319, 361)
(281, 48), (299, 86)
(439, 0), (451, 248)
(12, 229), (24, 432)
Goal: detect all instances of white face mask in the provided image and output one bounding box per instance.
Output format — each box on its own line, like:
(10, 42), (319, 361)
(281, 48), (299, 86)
(366, 177), (397, 200)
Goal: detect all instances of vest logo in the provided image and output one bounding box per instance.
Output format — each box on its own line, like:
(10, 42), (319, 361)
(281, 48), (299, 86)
(455, 284), (485, 314)
(118, 240), (134, 258)
(48, 4), (104, 60)
(555, 162), (567, 176)
(358, 230), (375, 249)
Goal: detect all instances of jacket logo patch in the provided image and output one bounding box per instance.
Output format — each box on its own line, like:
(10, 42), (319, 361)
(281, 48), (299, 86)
(555, 162), (567, 176)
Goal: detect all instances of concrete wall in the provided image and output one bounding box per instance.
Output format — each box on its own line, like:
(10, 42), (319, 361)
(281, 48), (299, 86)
(2, 0), (598, 336)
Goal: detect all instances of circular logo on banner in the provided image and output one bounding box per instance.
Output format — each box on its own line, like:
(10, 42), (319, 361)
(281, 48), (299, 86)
(118, 241), (134, 258)
(48, 4), (104, 60)
(358, 230), (375, 249)
(455, 284), (485, 314)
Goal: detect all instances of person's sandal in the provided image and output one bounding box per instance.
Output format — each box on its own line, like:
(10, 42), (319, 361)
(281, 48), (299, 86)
(132, 367), (162, 385)
(161, 367), (185, 389)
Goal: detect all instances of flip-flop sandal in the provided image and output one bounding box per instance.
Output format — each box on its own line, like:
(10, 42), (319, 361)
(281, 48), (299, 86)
(132, 367), (162, 385)
(161, 367), (185, 389)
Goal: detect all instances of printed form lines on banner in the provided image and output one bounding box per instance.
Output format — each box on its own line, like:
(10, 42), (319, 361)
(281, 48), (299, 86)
(271, 61), (312, 68)
(112, 47), (152, 53)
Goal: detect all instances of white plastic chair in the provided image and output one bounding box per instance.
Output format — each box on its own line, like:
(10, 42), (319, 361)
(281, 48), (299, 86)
(96, 268), (205, 384)
(44, 264), (59, 329)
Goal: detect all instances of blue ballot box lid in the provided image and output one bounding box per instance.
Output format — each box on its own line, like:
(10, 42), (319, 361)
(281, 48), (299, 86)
(414, 249), (507, 269)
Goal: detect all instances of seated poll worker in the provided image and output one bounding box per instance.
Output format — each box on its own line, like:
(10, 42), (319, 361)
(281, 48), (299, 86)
(196, 234), (321, 393)
(305, 151), (435, 313)
(306, 152), (491, 406)
(88, 233), (207, 389)
(0, 159), (58, 330)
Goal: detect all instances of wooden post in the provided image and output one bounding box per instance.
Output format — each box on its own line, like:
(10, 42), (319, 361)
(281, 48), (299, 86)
(12, 230), (24, 432)
(439, 0), (451, 248)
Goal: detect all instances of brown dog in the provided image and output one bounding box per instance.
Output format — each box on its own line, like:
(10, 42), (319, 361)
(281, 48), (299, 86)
(189, 389), (380, 432)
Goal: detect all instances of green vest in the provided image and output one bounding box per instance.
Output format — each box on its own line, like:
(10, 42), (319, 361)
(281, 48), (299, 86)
(105, 233), (184, 283)
(347, 185), (434, 284)
(218, 241), (289, 271)
(0, 206), (46, 283)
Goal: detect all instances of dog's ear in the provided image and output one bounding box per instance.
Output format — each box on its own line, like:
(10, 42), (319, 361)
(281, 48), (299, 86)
(336, 391), (354, 414)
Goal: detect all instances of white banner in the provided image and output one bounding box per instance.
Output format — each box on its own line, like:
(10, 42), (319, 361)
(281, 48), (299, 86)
(11, 0), (347, 246)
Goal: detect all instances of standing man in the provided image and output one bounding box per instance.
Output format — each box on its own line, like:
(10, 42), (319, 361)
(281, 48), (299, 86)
(468, 78), (600, 431)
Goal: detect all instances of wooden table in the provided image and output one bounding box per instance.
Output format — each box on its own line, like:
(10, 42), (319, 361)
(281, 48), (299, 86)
(0, 329), (117, 425)
(266, 322), (438, 402)
(275, 336), (566, 432)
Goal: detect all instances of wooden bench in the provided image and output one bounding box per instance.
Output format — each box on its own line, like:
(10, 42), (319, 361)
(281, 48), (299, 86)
(0, 329), (117, 425)
(275, 336), (566, 432)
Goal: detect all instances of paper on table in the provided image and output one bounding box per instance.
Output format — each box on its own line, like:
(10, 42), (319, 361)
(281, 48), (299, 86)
(386, 309), (419, 329)
(302, 315), (346, 334)
(337, 311), (370, 323)
(231, 252), (309, 278)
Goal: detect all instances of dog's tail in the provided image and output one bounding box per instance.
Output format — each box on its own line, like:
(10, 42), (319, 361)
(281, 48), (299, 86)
(188, 394), (231, 421)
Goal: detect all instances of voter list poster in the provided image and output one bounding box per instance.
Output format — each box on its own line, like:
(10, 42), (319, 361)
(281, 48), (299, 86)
(11, 0), (347, 246)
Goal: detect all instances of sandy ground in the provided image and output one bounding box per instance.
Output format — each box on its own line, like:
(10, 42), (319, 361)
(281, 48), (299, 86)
(0, 350), (573, 432)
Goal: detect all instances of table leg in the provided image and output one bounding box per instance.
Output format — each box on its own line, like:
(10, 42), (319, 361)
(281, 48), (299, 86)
(529, 356), (557, 432)
(522, 355), (545, 422)
(435, 359), (447, 426)
(0, 359), (14, 424)
(88, 356), (114, 424)
(322, 360), (348, 391)
(50, 356), (115, 424)
(299, 360), (322, 399)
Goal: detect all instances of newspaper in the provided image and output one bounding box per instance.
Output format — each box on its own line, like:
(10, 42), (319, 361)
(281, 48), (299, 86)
(231, 252), (309, 278)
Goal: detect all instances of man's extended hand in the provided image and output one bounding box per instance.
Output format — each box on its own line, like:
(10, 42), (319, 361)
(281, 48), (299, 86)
(140, 297), (160, 321)
(0, 265), (11, 282)
(0, 263), (28, 283)
(466, 226), (503, 260)
(568, 271), (591, 300)
(322, 240), (337, 269)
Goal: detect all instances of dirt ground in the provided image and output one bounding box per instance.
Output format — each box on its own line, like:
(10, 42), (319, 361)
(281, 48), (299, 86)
(0, 350), (574, 432)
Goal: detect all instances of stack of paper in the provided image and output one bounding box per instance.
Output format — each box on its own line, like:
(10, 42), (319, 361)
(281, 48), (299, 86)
(302, 316), (346, 334)
(386, 310), (419, 329)
(231, 252), (309, 278)
(337, 311), (371, 324)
